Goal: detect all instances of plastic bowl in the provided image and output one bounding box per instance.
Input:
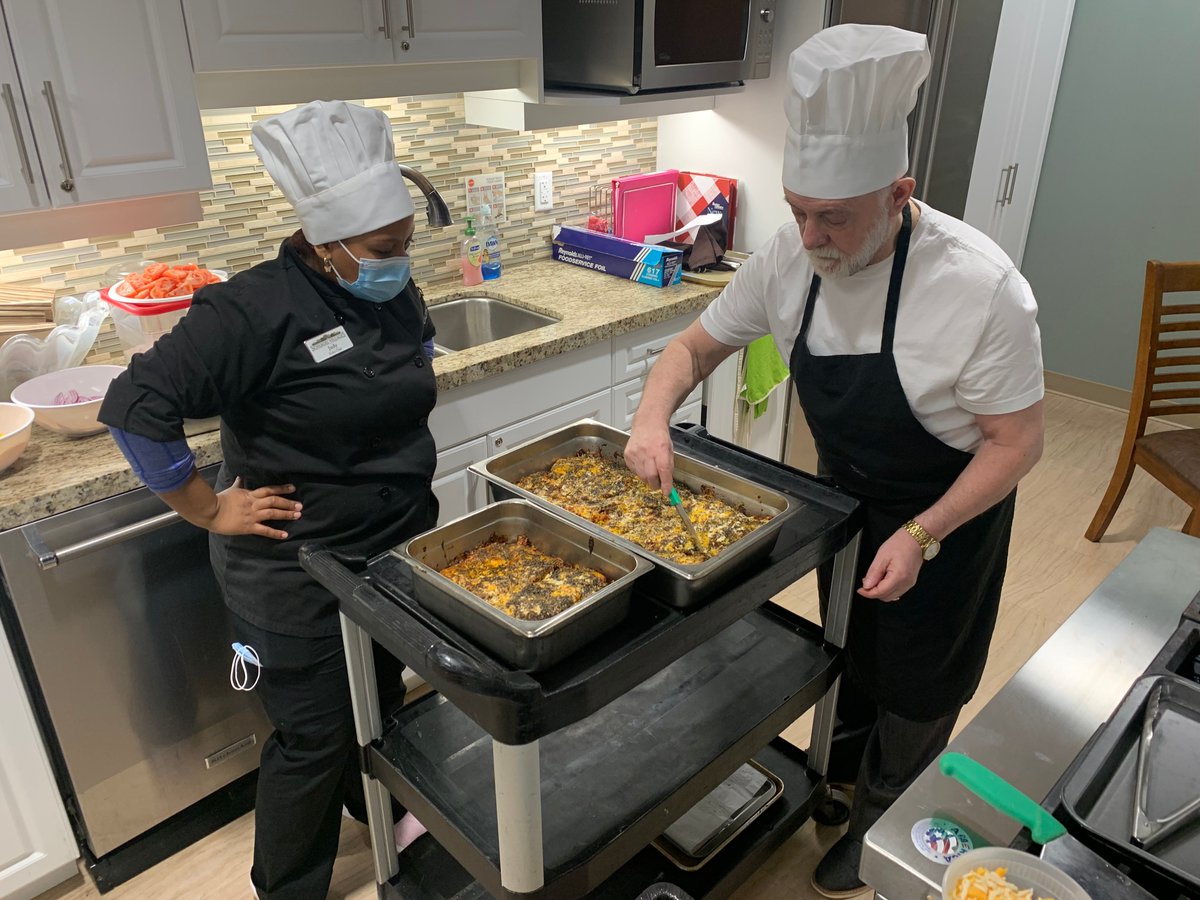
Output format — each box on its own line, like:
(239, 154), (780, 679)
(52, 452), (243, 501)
(0, 402), (35, 471)
(943, 847), (1090, 900)
(108, 268), (227, 305)
(10, 364), (124, 438)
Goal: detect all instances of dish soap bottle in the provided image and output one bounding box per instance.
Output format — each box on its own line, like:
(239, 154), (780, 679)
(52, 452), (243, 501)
(460, 216), (483, 286)
(478, 204), (502, 281)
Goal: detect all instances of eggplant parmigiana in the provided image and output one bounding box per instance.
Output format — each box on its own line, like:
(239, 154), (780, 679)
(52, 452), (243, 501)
(439, 535), (608, 620)
(515, 450), (769, 564)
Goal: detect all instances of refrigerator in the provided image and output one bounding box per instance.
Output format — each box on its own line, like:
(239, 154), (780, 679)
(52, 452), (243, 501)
(825, 0), (1006, 220)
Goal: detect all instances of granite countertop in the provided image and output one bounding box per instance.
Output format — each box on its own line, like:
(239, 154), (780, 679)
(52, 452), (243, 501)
(0, 259), (721, 531)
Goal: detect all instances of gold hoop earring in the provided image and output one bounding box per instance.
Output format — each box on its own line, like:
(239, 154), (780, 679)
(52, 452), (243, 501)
(322, 257), (333, 274)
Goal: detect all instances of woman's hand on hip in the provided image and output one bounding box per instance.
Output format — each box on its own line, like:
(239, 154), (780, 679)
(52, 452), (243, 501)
(625, 421), (675, 496)
(858, 529), (923, 602)
(206, 477), (302, 540)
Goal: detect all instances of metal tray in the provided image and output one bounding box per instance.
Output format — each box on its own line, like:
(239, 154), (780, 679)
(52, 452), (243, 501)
(398, 499), (651, 672)
(1060, 674), (1200, 893)
(652, 759), (784, 871)
(469, 420), (800, 607)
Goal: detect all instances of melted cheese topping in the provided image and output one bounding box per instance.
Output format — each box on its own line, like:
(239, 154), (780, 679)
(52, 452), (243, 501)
(516, 450), (769, 565)
(438, 535), (608, 621)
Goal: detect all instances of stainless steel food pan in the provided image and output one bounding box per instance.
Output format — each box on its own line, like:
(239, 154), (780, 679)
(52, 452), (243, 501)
(397, 499), (651, 671)
(469, 420), (801, 607)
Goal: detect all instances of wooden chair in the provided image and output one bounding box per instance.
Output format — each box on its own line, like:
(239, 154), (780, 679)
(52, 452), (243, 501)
(1086, 260), (1200, 541)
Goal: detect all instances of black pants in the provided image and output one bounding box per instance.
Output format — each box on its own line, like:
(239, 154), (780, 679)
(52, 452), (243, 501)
(230, 612), (408, 900)
(829, 670), (959, 843)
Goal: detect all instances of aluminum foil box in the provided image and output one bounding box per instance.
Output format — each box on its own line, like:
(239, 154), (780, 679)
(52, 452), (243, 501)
(551, 225), (683, 288)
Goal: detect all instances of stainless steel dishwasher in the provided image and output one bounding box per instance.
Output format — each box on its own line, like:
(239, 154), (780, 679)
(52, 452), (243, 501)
(0, 464), (270, 875)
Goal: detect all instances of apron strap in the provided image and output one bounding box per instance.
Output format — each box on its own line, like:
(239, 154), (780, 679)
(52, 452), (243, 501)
(880, 202), (914, 355)
(799, 269), (822, 341)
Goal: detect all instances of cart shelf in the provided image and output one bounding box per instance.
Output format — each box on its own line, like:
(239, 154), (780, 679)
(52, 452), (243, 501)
(368, 603), (836, 898)
(380, 739), (823, 900)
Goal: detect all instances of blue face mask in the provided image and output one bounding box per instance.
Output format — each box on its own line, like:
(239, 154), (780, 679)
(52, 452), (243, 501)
(332, 240), (411, 304)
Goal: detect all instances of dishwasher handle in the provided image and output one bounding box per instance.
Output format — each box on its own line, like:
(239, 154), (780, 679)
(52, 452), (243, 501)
(22, 510), (181, 570)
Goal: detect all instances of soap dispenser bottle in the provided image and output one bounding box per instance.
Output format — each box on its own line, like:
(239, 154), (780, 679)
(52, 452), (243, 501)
(461, 216), (483, 286)
(478, 204), (503, 281)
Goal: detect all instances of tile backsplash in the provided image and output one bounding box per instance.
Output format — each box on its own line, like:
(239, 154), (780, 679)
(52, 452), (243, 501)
(0, 95), (657, 362)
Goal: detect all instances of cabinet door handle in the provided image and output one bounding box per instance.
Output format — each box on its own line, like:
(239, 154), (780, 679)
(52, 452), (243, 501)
(21, 510), (181, 570)
(1004, 163), (1020, 206)
(379, 0), (391, 38)
(403, 0), (415, 36)
(42, 81), (75, 193)
(996, 165), (1013, 206)
(2, 83), (35, 186)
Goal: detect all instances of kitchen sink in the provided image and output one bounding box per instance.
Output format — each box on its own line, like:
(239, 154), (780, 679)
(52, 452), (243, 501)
(428, 297), (560, 352)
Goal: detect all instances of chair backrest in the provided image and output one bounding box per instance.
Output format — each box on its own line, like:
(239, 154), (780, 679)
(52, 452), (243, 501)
(1129, 260), (1200, 429)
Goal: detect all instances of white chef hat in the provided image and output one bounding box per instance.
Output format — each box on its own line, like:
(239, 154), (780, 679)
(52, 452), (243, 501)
(251, 100), (415, 245)
(783, 24), (931, 200)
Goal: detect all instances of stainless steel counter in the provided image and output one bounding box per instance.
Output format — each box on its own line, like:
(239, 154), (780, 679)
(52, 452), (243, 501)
(861, 527), (1200, 899)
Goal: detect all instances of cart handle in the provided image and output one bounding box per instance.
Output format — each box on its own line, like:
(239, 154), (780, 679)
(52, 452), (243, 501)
(300, 543), (539, 699)
(673, 424), (843, 493)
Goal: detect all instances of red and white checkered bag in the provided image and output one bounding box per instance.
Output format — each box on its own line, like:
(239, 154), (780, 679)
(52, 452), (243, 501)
(674, 172), (738, 248)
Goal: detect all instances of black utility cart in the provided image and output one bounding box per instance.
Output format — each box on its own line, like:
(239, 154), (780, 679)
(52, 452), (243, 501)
(301, 425), (863, 899)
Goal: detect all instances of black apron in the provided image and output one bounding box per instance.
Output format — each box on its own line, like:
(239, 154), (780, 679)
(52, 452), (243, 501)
(790, 204), (1016, 721)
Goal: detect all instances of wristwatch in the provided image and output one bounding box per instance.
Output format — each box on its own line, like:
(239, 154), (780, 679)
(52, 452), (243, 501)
(902, 520), (941, 561)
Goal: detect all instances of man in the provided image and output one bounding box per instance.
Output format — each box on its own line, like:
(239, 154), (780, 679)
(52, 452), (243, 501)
(625, 24), (1045, 899)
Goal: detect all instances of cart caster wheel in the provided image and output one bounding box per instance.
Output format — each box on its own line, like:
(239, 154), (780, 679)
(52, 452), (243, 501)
(812, 787), (851, 826)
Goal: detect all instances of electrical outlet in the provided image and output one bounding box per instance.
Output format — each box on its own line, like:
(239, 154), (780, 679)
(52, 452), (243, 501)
(534, 171), (553, 211)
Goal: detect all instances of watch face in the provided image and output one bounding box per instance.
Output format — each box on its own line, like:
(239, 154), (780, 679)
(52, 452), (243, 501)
(924, 540), (941, 561)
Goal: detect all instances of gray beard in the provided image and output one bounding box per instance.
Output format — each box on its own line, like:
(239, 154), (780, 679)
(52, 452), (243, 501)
(807, 209), (896, 279)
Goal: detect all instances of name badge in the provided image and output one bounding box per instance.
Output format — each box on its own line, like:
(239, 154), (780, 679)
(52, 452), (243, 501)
(304, 326), (353, 363)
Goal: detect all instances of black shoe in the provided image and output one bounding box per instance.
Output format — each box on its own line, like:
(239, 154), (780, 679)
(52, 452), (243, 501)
(811, 835), (871, 899)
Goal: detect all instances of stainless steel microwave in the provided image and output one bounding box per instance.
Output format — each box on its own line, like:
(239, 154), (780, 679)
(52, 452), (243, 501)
(542, 0), (776, 95)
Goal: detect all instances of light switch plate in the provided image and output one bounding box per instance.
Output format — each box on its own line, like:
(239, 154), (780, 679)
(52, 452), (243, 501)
(534, 171), (553, 211)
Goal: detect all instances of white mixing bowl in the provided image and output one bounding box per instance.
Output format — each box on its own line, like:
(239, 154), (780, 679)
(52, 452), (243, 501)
(10, 365), (124, 437)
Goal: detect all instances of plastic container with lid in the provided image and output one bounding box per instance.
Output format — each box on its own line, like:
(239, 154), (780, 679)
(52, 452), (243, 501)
(104, 290), (192, 358)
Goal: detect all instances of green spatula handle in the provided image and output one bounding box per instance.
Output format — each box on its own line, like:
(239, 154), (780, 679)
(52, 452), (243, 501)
(668, 487), (682, 505)
(939, 752), (1066, 845)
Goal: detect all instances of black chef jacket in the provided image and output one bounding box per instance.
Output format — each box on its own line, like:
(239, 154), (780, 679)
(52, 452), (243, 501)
(100, 240), (439, 637)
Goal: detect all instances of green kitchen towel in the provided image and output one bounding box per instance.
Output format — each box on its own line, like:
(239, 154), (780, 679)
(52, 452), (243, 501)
(740, 335), (790, 419)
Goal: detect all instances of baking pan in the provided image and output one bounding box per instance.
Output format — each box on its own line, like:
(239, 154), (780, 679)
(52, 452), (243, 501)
(652, 759), (783, 871)
(1060, 675), (1200, 893)
(398, 499), (651, 671)
(469, 419), (801, 607)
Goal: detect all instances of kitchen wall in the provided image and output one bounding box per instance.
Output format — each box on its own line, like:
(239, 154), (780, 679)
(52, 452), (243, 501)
(0, 94), (656, 362)
(655, 1), (824, 252)
(1020, 0), (1200, 392)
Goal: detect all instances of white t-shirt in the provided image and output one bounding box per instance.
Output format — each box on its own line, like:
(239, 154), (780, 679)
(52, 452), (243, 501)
(700, 201), (1044, 451)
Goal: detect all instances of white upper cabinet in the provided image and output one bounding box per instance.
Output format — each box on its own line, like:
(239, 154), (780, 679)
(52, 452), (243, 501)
(0, 32), (48, 214)
(2, 0), (210, 207)
(394, 0), (540, 64)
(182, 0), (540, 72)
(183, 0), (396, 71)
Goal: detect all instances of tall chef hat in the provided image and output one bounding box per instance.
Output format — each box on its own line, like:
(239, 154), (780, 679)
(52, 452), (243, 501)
(783, 24), (931, 200)
(251, 100), (414, 245)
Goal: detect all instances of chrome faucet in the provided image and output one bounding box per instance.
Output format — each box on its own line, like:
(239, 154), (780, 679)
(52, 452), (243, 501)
(398, 165), (454, 228)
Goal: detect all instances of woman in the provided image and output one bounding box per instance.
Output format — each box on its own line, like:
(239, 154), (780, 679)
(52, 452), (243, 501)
(100, 100), (437, 899)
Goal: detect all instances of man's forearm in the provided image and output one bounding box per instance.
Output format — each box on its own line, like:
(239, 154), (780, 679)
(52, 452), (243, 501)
(631, 340), (706, 431)
(915, 437), (1040, 540)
